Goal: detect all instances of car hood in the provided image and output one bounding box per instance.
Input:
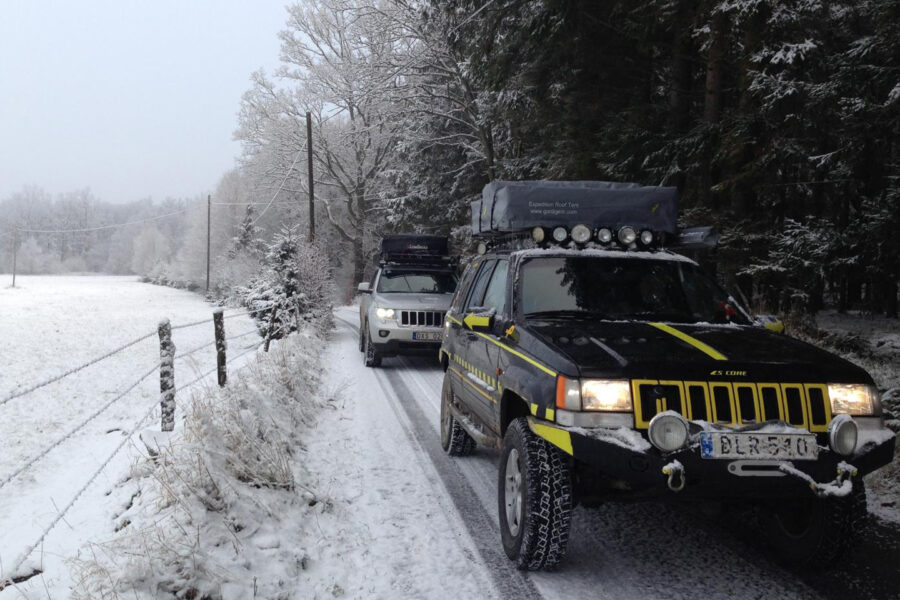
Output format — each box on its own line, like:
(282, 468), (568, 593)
(373, 292), (453, 310)
(527, 319), (871, 383)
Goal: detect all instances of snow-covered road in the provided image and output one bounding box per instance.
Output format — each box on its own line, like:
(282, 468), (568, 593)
(330, 306), (900, 600)
(0, 276), (261, 596)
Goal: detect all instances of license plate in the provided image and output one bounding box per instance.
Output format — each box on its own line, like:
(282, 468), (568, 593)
(700, 432), (819, 461)
(412, 331), (442, 341)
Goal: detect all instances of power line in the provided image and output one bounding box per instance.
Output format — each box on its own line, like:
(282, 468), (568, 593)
(252, 143), (307, 226)
(12, 208), (191, 235)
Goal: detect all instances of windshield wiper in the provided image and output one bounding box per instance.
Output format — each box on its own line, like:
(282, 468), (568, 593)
(524, 309), (611, 320)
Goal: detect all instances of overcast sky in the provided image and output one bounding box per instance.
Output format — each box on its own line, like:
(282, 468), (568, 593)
(0, 0), (288, 204)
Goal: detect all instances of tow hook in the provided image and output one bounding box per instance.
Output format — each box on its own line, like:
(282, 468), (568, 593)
(662, 460), (685, 493)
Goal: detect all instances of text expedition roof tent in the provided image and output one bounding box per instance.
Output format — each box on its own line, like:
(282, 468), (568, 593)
(379, 234), (450, 264)
(472, 180), (678, 236)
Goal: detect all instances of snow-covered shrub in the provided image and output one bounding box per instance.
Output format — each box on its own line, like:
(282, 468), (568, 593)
(69, 330), (325, 599)
(237, 226), (335, 339)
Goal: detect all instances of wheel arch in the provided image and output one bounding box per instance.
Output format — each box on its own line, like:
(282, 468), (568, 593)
(500, 390), (532, 437)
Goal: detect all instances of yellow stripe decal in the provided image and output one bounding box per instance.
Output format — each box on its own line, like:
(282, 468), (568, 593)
(450, 366), (496, 403)
(474, 333), (557, 377)
(529, 419), (573, 455)
(649, 322), (727, 361)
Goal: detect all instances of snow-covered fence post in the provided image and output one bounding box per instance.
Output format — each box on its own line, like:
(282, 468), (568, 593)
(213, 309), (226, 387)
(264, 306), (279, 353)
(158, 319), (176, 432)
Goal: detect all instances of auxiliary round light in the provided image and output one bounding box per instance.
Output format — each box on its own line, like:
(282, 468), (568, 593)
(531, 226), (546, 244)
(639, 230), (654, 246)
(571, 224), (592, 244)
(597, 227), (613, 244)
(551, 226), (569, 243)
(617, 226), (637, 246)
(476, 241), (488, 255)
(828, 415), (859, 457)
(648, 412), (689, 453)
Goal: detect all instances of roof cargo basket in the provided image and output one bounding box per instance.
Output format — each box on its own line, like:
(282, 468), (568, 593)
(380, 234), (451, 265)
(472, 180), (679, 237)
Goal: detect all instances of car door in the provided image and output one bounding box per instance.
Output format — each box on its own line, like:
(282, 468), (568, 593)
(455, 259), (504, 425)
(448, 259), (496, 424)
(466, 259), (509, 426)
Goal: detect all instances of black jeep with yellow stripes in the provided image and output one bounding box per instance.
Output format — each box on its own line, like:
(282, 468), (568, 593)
(438, 181), (896, 571)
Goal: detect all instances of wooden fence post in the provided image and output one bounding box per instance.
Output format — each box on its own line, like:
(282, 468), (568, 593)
(214, 309), (226, 387)
(158, 319), (176, 432)
(264, 306), (279, 352)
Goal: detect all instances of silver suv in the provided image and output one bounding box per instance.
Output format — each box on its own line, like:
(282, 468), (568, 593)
(358, 236), (457, 367)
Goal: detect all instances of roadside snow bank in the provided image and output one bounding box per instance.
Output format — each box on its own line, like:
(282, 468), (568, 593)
(69, 330), (325, 600)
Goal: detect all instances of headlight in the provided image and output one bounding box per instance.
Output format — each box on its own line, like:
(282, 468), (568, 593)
(648, 412), (689, 452)
(375, 307), (396, 320)
(597, 227), (613, 244)
(828, 383), (877, 416)
(617, 226), (637, 245)
(581, 379), (632, 411)
(570, 224), (592, 244)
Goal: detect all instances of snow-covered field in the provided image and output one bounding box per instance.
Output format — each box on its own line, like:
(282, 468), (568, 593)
(0, 275), (261, 597)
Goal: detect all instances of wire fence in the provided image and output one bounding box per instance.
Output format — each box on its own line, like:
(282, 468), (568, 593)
(0, 308), (269, 584)
(7, 340), (264, 579)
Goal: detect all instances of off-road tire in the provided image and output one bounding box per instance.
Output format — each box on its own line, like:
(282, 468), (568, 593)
(498, 417), (573, 570)
(761, 479), (868, 567)
(440, 373), (476, 456)
(363, 323), (382, 368)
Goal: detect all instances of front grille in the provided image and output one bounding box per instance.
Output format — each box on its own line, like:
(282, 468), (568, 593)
(632, 379), (832, 432)
(399, 310), (445, 327)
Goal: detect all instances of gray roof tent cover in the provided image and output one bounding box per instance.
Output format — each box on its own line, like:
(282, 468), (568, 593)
(472, 180), (678, 236)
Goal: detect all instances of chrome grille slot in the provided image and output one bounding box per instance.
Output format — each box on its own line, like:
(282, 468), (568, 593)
(399, 310), (445, 328)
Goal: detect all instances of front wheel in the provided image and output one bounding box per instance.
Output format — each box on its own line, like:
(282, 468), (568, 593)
(498, 417), (572, 570)
(363, 323), (382, 368)
(760, 480), (867, 567)
(440, 372), (475, 456)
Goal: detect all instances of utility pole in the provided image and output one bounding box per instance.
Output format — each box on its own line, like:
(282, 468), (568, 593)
(11, 229), (18, 288)
(307, 111), (315, 242)
(206, 194), (211, 293)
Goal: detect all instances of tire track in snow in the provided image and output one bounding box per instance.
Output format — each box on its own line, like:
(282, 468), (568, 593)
(334, 314), (543, 599)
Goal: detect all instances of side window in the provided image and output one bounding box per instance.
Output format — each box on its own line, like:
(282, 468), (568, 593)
(451, 263), (478, 313)
(481, 259), (509, 315)
(464, 260), (496, 312)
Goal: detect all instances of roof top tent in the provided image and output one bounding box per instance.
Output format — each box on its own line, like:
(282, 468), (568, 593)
(472, 180), (679, 236)
(379, 234), (451, 265)
(471, 180), (716, 249)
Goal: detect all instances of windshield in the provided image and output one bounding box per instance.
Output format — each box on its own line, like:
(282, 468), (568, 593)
(377, 270), (458, 294)
(519, 256), (749, 325)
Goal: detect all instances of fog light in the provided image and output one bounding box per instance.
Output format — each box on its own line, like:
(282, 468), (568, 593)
(552, 226), (568, 243)
(378, 330), (390, 338)
(617, 226), (637, 246)
(571, 224), (592, 244)
(828, 414), (858, 456)
(639, 230), (654, 246)
(648, 412), (689, 453)
(597, 227), (613, 244)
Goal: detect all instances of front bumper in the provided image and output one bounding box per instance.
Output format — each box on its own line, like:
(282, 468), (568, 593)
(368, 319), (444, 357)
(529, 417), (896, 501)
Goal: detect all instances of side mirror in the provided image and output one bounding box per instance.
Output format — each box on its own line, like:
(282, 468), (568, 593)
(464, 307), (494, 333)
(755, 314), (784, 334)
(357, 282), (372, 294)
